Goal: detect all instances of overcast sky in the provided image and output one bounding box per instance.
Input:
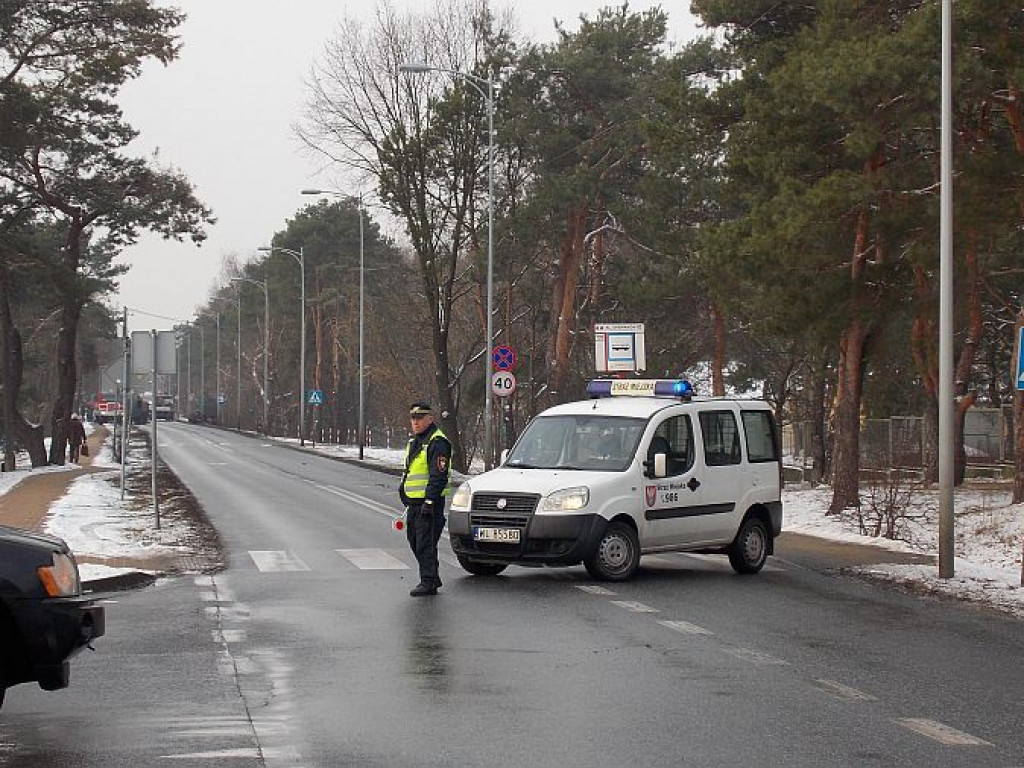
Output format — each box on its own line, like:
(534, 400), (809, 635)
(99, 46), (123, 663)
(115, 1), (700, 331)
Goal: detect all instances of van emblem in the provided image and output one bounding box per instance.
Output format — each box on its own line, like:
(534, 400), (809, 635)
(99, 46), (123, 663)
(645, 486), (657, 507)
(496, 498), (508, 510)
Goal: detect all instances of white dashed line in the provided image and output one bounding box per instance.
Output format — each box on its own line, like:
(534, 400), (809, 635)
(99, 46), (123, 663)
(812, 678), (876, 702)
(610, 600), (659, 613)
(576, 585), (617, 596)
(657, 619), (713, 636)
(896, 718), (992, 746)
(336, 548), (409, 570)
(723, 647), (790, 666)
(248, 551), (310, 572)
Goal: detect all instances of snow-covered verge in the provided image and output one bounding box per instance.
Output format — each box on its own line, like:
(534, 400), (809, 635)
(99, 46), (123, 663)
(785, 485), (1024, 617)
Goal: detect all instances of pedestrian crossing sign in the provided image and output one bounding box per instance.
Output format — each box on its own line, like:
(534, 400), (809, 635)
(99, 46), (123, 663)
(307, 389), (324, 405)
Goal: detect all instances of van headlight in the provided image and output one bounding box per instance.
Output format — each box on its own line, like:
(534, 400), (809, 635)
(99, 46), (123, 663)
(540, 486), (590, 512)
(450, 484), (472, 511)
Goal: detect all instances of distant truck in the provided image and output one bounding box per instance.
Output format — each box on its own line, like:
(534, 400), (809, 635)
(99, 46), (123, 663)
(91, 392), (149, 425)
(91, 392), (122, 425)
(153, 394), (175, 421)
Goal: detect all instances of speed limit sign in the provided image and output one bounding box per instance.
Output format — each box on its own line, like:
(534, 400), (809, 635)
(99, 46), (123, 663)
(491, 371), (517, 398)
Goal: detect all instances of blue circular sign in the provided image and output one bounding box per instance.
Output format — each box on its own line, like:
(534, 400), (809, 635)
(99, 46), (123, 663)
(492, 345), (516, 371)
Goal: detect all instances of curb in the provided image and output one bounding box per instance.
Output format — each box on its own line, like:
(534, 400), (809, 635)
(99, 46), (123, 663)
(83, 570), (158, 593)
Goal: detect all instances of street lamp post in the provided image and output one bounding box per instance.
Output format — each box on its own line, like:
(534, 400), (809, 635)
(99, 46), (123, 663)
(301, 190), (366, 459)
(398, 62), (495, 468)
(231, 277), (269, 432)
(216, 313), (221, 426)
(259, 246), (305, 445)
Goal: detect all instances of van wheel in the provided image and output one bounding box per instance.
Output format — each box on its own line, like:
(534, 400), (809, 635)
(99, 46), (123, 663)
(728, 516), (770, 574)
(584, 522), (640, 581)
(456, 554), (507, 576)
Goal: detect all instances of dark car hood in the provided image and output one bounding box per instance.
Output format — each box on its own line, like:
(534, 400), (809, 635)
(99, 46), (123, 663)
(0, 524), (68, 554)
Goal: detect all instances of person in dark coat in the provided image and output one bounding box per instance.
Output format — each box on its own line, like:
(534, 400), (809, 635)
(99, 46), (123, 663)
(69, 413), (87, 463)
(399, 402), (452, 596)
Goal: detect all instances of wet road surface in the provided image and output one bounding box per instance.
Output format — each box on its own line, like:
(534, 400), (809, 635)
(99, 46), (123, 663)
(2, 423), (1022, 767)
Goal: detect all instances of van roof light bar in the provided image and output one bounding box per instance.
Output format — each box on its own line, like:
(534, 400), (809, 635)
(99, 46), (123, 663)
(586, 379), (694, 400)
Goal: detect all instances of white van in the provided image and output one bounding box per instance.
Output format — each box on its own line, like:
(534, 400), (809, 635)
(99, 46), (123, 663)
(448, 379), (782, 581)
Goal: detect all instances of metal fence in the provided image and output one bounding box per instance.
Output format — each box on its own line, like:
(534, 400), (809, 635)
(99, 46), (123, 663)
(783, 405), (1015, 477)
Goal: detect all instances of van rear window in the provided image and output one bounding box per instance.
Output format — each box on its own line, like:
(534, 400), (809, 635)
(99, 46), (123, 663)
(742, 411), (779, 462)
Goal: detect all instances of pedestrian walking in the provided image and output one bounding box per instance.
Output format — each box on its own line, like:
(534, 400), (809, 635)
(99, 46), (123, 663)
(399, 401), (452, 597)
(69, 413), (87, 464)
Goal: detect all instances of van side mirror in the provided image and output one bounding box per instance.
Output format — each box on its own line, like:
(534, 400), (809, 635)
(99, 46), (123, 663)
(644, 453), (668, 479)
(654, 453), (667, 478)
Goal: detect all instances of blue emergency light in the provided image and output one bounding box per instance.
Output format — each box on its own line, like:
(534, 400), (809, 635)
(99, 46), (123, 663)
(586, 378), (694, 400)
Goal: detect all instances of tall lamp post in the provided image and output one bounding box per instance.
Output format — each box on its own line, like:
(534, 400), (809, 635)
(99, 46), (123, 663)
(259, 245), (306, 445)
(301, 189), (366, 459)
(398, 61), (495, 468)
(231, 277), (269, 432)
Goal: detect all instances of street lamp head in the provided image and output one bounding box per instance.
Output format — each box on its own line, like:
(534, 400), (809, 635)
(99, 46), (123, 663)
(257, 246), (271, 252)
(301, 189), (326, 195)
(398, 62), (432, 74)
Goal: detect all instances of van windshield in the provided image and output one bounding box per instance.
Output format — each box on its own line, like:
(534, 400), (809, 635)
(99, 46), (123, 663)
(505, 415), (646, 472)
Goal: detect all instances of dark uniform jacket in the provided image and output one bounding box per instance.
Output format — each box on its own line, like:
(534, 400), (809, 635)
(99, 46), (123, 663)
(399, 422), (452, 508)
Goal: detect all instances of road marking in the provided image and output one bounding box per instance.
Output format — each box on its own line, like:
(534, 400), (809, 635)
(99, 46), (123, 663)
(576, 585), (617, 596)
(208, 462), (229, 466)
(723, 647), (790, 666)
(812, 678), (876, 702)
(336, 548), (409, 570)
(610, 600), (659, 613)
(438, 552), (461, 569)
(248, 550), (310, 572)
(657, 619), (713, 636)
(214, 629), (246, 643)
(896, 718), (992, 746)
(314, 482), (452, 540)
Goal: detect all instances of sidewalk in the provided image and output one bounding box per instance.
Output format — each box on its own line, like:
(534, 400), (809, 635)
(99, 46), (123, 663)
(0, 425), (220, 588)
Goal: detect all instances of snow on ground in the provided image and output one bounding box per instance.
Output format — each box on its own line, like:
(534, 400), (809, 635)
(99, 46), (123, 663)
(44, 468), (190, 562)
(0, 421), (98, 498)
(786, 484), (1024, 617)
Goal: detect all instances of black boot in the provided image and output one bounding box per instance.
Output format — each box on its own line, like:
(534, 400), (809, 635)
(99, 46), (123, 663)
(410, 583), (438, 597)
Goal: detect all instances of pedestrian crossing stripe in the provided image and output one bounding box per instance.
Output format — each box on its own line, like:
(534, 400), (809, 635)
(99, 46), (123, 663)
(335, 549), (408, 570)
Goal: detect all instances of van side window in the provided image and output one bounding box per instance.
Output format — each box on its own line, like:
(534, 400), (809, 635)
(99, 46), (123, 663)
(650, 415), (694, 476)
(699, 410), (742, 466)
(742, 410), (779, 462)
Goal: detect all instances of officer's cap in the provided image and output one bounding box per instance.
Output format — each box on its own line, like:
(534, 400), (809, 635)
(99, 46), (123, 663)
(409, 401), (433, 416)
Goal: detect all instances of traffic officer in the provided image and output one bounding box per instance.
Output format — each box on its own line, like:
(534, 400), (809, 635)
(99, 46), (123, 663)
(399, 401), (452, 596)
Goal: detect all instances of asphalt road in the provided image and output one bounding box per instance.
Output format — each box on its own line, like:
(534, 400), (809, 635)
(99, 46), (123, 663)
(2, 423), (1023, 767)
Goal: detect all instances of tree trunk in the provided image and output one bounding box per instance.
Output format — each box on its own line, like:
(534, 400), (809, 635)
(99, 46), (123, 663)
(952, 231), (984, 485)
(0, 263), (47, 468)
(711, 302), (725, 396)
(548, 205), (587, 401)
(828, 205), (874, 515)
(47, 301), (83, 465)
(828, 317), (869, 514)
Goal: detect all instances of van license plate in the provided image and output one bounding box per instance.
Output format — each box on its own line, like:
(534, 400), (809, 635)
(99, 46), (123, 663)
(473, 526), (521, 543)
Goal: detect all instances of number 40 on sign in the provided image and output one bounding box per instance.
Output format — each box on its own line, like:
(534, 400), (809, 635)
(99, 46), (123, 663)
(491, 371), (516, 398)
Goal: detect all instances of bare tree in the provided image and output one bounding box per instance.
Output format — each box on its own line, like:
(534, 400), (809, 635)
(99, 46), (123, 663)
(297, 0), (514, 471)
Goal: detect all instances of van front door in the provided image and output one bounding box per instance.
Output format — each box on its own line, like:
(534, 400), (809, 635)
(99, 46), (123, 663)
(640, 414), (704, 547)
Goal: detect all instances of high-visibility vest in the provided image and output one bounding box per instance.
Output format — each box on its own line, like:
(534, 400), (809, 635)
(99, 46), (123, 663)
(402, 427), (452, 498)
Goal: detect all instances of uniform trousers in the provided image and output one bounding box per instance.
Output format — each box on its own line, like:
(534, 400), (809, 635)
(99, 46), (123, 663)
(405, 502), (446, 587)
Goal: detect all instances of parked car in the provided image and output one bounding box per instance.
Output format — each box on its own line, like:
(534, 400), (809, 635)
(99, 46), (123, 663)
(0, 525), (105, 709)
